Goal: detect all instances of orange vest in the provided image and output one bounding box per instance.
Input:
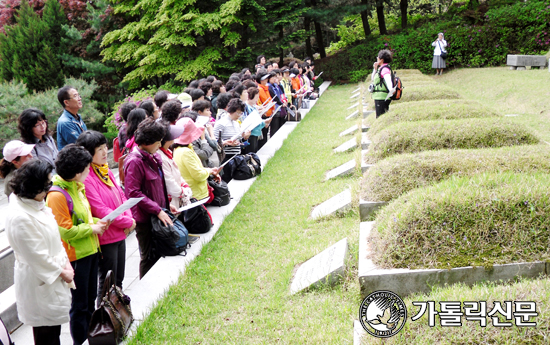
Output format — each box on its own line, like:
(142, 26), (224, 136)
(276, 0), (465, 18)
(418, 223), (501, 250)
(258, 83), (273, 117)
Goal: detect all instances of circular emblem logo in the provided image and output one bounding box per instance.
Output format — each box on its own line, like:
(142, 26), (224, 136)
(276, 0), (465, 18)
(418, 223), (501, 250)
(359, 290), (407, 338)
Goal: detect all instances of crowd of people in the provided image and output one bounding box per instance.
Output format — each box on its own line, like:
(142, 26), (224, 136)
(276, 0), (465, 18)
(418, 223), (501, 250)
(2, 56), (321, 345)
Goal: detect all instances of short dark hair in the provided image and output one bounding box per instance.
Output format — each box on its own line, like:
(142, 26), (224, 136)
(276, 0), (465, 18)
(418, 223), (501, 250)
(290, 68), (299, 76)
(248, 87), (259, 100)
(206, 76), (216, 83)
(199, 81), (212, 96)
(192, 100), (211, 113)
(57, 85), (75, 108)
(216, 92), (233, 111)
(189, 89), (205, 102)
(139, 100), (156, 118)
(243, 80), (256, 89)
(154, 90), (169, 108)
(240, 68), (250, 75)
(55, 144), (92, 180)
(225, 80), (237, 92)
(255, 71), (267, 83)
(11, 159), (53, 199)
(161, 100), (182, 124)
(232, 83), (246, 96)
(378, 49), (393, 63)
(289, 61), (297, 69)
(180, 111), (198, 122)
(188, 80), (199, 89)
(126, 108), (147, 139)
(227, 98), (246, 113)
(241, 74), (252, 82)
(212, 80), (223, 94)
(134, 117), (166, 146)
(18, 108), (50, 144)
(264, 62), (273, 68)
(256, 55), (265, 64)
(0, 159), (16, 178)
(272, 69), (281, 75)
(75, 130), (107, 158)
(119, 102), (137, 122)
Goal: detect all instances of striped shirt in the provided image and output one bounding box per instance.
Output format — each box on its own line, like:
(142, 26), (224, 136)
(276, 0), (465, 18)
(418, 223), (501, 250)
(213, 116), (242, 155)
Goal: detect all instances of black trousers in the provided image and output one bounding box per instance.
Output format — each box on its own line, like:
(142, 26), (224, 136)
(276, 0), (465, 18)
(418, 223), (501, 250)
(244, 136), (259, 154)
(258, 126), (269, 150)
(70, 253), (99, 345)
(97, 239), (126, 306)
(33, 325), (61, 345)
(135, 221), (158, 279)
(374, 99), (392, 118)
(269, 115), (283, 138)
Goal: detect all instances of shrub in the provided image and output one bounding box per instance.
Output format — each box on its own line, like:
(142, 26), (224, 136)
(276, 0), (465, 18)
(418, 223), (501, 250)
(364, 117), (540, 163)
(0, 77), (103, 149)
(362, 144), (550, 202)
(397, 84), (462, 103)
(370, 172), (550, 269)
(368, 99), (501, 136)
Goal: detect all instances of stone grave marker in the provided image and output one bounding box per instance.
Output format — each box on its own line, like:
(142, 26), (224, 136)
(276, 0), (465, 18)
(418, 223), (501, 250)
(325, 159), (356, 180)
(334, 138), (357, 153)
(290, 238), (349, 294)
(340, 125), (358, 137)
(346, 110), (359, 120)
(310, 189), (352, 220)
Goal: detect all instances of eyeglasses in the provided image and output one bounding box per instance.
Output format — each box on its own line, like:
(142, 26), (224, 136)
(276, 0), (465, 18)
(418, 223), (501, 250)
(70, 94), (81, 100)
(34, 121), (47, 128)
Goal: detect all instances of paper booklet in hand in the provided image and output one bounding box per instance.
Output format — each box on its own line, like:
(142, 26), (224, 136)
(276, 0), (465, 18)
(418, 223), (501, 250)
(101, 197), (144, 222)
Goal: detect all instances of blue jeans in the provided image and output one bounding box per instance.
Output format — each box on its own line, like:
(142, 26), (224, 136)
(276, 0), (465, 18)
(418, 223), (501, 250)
(70, 253), (99, 345)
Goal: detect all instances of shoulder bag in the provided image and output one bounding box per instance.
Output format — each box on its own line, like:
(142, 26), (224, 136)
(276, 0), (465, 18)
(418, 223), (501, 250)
(88, 270), (133, 345)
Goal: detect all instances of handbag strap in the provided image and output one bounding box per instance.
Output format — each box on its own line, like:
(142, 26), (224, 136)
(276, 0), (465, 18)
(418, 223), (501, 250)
(437, 40), (446, 53)
(100, 270), (114, 300)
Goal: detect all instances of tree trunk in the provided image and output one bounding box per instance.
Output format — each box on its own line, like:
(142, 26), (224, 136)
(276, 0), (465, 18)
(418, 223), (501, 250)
(313, 21), (326, 58)
(279, 26), (284, 65)
(360, 0), (372, 37)
(304, 16), (313, 59)
(400, 0), (408, 29)
(376, 0), (387, 35)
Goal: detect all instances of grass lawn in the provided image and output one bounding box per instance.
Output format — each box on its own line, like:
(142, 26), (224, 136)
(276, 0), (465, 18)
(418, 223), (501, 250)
(128, 85), (363, 344)
(438, 67), (550, 142)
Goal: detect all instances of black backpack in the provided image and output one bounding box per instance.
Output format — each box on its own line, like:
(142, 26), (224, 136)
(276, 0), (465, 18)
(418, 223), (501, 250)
(377, 64), (403, 101)
(208, 179), (231, 206)
(230, 153), (262, 180)
(150, 209), (190, 258)
(179, 198), (213, 234)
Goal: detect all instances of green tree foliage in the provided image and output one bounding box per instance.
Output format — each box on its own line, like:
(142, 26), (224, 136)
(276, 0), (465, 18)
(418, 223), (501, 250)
(101, 0), (269, 88)
(0, 77), (103, 148)
(0, 0), (66, 91)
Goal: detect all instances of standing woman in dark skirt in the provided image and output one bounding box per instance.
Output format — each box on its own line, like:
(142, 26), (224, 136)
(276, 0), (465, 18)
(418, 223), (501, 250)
(432, 33), (447, 75)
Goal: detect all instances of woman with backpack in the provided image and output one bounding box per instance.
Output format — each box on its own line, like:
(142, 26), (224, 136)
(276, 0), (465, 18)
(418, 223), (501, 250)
(371, 49), (395, 118)
(46, 144), (110, 345)
(76, 131), (135, 306)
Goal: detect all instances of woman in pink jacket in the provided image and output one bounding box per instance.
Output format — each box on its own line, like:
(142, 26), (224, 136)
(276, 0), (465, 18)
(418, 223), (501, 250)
(76, 131), (136, 303)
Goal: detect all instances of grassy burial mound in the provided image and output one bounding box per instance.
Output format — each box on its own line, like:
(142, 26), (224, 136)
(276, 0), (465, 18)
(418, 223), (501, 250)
(364, 117), (540, 163)
(394, 69), (423, 76)
(398, 74), (435, 84)
(367, 99), (501, 136)
(397, 84), (461, 103)
(362, 145), (550, 202)
(369, 172), (550, 270)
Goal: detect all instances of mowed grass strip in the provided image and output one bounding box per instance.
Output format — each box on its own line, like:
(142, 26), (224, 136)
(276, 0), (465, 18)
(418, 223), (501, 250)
(128, 85), (362, 345)
(361, 145), (550, 202)
(394, 69), (423, 76)
(364, 117), (539, 163)
(362, 277), (550, 345)
(369, 172), (550, 270)
(366, 99), (501, 136)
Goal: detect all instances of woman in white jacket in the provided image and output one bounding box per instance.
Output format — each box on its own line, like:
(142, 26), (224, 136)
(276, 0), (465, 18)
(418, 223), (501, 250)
(5, 159), (74, 345)
(432, 32), (447, 75)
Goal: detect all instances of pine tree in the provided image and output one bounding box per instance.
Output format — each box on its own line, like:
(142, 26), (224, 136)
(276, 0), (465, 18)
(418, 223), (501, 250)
(0, 0), (66, 91)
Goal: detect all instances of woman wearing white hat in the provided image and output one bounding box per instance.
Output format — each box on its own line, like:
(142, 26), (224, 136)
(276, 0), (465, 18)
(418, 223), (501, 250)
(1, 140), (35, 196)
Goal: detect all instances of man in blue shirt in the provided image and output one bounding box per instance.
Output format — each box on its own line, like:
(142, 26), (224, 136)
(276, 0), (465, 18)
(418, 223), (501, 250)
(56, 86), (87, 151)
